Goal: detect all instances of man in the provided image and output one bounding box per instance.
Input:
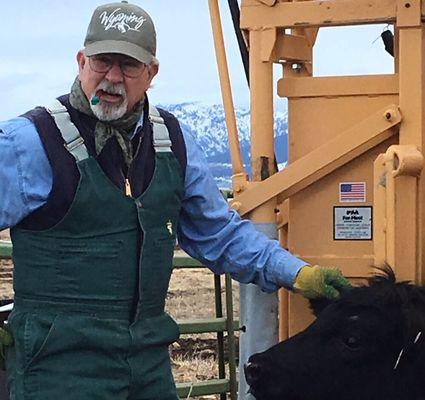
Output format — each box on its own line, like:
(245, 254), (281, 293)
(0, 2), (350, 399)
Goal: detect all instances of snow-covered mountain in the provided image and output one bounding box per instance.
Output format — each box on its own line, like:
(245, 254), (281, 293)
(160, 102), (288, 188)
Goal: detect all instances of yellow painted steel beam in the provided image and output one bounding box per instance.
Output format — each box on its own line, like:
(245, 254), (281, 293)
(257, 0), (277, 5)
(398, 32), (425, 147)
(249, 29), (277, 223)
(373, 154), (387, 268)
(277, 197), (289, 342)
(300, 28), (320, 47)
(260, 28), (277, 62)
(304, 257), (376, 278)
(397, 2), (425, 283)
(208, 0), (244, 175)
(384, 145), (423, 282)
(273, 33), (312, 62)
(278, 75), (399, 98)
(231, 105), (402, 216)
(241, 0), (399, 29)
(397, 0), (421, 27)
(279, 288), (289, 341)
(256, 29), (312, 63)
(291, 0), (320, 47)
(279, 0), (315, 343)
(275, 199), (289, 230)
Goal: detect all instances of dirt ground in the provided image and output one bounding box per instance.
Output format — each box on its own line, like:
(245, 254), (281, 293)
(0, 231), (239, 399)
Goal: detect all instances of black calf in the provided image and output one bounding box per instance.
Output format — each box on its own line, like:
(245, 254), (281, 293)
(245, 267), (425, 400)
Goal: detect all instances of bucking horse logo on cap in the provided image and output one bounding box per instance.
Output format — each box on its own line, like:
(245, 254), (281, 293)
(99, 8), (146, 34)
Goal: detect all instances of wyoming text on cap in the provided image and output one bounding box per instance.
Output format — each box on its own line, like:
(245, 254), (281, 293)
(84, 1), (156, 64)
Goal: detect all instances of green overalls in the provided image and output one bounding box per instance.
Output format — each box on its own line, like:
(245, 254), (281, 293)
(6, 101), (184, 400)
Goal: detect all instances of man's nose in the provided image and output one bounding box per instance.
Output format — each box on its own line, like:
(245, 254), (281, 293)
(105, 62), (124, 83)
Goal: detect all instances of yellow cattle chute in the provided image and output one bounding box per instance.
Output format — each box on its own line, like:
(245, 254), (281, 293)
(211, 0), (425, 336)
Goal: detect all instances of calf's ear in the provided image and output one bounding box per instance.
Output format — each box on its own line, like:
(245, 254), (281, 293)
(309, 298), (334, 316)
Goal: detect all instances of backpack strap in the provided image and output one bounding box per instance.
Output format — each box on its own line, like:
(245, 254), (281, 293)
(149, 105), (172, 153)
(44, 99), (89, 161)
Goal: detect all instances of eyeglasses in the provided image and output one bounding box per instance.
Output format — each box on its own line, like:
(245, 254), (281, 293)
(88, 55), (147, 78)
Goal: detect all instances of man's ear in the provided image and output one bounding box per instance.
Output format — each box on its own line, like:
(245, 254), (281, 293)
(76, 50), (86, 75)
(147, 63), (159, 81)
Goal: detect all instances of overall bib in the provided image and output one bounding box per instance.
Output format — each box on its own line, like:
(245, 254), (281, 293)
(6, 102), (184, 400)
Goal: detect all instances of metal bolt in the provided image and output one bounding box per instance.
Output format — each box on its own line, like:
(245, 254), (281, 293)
(385, 111), (393, 121)
(291, 63), (302, 73)
(405, 2), (411, 8)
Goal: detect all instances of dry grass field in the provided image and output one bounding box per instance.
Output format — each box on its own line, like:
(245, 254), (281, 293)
(0, 230), (240, 399)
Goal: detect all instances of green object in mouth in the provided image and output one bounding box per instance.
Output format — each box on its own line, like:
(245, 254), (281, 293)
(91, 95), (100, 105)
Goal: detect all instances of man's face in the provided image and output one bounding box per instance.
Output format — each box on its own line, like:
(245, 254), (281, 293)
(77, 51), (158, 121)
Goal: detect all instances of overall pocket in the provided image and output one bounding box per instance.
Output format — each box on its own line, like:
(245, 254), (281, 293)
(55, 238), (128, 299)
(141, 236), (175, 307)
(8, 312), (59, 373)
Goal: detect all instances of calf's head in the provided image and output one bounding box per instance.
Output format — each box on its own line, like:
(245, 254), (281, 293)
(245, 267), (425, 400)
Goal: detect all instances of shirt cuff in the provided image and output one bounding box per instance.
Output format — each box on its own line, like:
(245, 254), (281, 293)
(268, 255), (308, 290)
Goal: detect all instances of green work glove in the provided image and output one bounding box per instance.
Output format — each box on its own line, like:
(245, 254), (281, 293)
(293, 265), (352, 300)
(0, 325), (13, 371)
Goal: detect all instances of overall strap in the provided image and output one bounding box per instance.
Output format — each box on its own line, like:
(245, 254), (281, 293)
(45, 99), (89, 162)
(149, 105), (172, 153)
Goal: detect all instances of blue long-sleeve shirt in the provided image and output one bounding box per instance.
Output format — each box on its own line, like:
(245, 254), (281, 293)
(0, 114), (306, 292)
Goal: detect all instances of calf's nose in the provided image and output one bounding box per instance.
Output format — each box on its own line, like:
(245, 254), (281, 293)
(244, 361), (262, 386)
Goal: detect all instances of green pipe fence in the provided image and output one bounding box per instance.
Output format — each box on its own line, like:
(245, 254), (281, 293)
(0, 241), (239, 399)
(0, 241), (12, 259)
(173, 255), (238, 399)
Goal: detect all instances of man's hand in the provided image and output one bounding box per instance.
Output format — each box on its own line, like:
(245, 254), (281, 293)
(293, 265), (352, 299)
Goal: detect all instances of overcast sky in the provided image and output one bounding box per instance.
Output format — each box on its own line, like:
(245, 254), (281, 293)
(0, 1), (394, 121)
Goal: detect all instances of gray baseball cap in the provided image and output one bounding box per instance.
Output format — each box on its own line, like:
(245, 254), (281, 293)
(83, 1), (156, 64)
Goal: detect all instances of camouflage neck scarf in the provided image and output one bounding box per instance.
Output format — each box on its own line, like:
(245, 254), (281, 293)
(69, 77), (143, 168)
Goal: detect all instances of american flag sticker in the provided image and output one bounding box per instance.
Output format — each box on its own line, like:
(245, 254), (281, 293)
(339, 182), (366, 203)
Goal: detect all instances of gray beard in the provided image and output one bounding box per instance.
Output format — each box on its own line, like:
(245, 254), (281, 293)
(91, 99), (128, 121)
(90, 80), (129, 121)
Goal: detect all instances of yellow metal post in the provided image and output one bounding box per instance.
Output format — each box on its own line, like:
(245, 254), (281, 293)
(208, 0), (245, 178)
(383, 145), (423, 281)
(396, 0), (425, 282)
(373, 154), (387, 267)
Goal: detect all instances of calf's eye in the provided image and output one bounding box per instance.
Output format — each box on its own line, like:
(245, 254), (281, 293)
(344, 336), (361, 349)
